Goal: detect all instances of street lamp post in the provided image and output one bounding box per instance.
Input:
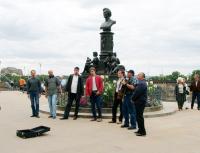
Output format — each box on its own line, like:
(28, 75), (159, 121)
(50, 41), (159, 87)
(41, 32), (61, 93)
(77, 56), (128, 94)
(39, 63), (42, 75)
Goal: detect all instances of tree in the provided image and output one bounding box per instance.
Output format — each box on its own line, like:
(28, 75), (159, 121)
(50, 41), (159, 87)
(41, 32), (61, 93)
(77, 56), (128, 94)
(190, 70), (200, 81)
(149, 71), (187, 82)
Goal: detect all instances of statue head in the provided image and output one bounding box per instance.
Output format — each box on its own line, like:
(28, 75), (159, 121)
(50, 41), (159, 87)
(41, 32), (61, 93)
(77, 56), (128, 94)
(103, 8), (112, 20)
(93, 52), (98, 57)
(100, 8), (116, 31)
(86, 57), (91, 61)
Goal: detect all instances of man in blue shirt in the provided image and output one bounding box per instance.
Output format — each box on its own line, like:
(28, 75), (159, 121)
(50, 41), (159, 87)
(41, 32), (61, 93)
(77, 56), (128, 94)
(121, 70), (137, 130)
(27, 70), (42, 118)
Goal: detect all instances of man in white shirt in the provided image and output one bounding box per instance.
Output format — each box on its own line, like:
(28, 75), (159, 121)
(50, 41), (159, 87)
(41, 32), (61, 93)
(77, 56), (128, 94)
(60, 67), (84, 120)
(109, 70), (125, 124)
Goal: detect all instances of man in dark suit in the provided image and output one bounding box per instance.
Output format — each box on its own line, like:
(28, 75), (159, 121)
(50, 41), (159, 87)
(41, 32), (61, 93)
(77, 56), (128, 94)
(190, 74), (200, 110)
(60, 67), (84, 120)
(132, 72), (147, 136)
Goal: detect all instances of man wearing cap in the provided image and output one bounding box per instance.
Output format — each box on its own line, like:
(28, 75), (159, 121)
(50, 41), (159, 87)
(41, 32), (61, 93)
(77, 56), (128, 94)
(121, 70), (137, 130)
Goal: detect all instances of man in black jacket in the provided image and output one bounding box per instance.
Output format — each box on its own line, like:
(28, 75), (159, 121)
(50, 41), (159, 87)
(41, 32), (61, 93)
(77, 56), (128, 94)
(190, 74), (200, 110)
(60, 67), (84, 120)
(132, 72), (147, 136)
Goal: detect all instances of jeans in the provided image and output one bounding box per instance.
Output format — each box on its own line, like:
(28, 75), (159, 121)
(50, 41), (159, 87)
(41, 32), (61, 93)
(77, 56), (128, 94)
(48, 94), (57, 118)
(191, 92), (200, 109)
(90, 92), (103, 118)
(122, 94), (136, 128)
(29, 92), (40, 116)
(63, 93), (81, 118)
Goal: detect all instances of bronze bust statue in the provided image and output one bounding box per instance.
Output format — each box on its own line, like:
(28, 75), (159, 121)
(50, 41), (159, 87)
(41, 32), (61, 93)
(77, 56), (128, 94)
(100, 8), (116, 32)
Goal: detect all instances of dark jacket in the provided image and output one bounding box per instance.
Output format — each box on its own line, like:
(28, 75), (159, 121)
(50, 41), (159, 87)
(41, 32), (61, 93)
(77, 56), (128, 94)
(175, 84), (187, 101)
(132, 80), (147, 105)
(124, 76), (137, 95)
(44, 76), (60, 96)
(175, 84), (187, 95)
(190, 80), (200, 92)
(27, 77), (41, 94)
(65, 74), (84, 96)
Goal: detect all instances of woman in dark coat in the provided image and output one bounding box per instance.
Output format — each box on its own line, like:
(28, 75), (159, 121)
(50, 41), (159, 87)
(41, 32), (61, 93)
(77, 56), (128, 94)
(175, 77), (187, 111)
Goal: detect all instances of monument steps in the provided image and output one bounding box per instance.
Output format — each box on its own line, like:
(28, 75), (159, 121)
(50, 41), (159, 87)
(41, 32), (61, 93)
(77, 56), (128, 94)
(40, 102), (177, 119)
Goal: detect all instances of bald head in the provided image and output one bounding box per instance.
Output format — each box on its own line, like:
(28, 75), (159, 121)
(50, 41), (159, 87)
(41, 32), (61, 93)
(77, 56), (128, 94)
(48, 70), (54, 76)
(137, 72), (145, 80)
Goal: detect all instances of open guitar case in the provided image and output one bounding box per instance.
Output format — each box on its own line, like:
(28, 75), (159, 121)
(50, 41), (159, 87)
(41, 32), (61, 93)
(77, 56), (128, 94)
(17, 126), (50, 139)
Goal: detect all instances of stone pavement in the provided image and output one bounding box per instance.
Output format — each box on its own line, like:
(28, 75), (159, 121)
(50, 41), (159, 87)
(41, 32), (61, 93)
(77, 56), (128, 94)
(0, 91), (200, 153)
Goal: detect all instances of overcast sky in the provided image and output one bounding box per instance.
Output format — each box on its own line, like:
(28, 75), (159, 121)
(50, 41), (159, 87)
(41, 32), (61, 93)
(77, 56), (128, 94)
(0, 0), (200, 76)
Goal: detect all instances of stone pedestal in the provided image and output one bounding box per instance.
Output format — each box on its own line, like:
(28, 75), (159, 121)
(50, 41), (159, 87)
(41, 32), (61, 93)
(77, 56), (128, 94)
(100, 31), (114, 61)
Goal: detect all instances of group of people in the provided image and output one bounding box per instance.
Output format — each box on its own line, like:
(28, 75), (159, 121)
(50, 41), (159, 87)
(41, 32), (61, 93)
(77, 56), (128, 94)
(175, 74), (200, 110)
(108, 69), (147, 136)
(26, 67), (148, 136)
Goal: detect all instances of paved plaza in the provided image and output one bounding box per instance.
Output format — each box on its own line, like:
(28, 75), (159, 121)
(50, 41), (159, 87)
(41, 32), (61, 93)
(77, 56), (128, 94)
(0, 91), (200, 153)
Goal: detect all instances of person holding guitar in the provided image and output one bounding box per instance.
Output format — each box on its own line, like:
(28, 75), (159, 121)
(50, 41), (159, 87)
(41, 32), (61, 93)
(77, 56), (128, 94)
(109, 69), (126, 124)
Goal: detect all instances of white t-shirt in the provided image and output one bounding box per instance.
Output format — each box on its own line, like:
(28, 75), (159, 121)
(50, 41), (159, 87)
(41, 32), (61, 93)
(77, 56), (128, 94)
(178, 84), (184, 94)
(71, 75), (78, 93)
(116, 78), (123, 93)
(92, 76), (97, 91)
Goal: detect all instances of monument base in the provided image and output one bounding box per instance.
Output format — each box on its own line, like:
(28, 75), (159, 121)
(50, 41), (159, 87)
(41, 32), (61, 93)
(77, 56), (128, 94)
(99, 31), (114, 61)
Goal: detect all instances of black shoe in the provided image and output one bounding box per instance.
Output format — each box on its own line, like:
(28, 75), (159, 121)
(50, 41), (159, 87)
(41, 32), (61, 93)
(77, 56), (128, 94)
(134, 131), (140, 134)
(90, 118), (97, 121)
(73, 116), (78, 120)
(108, 121), (116, 123)
(35, 115), (40, 118)
(121, 125), (129, 128)
(30, 115), (35, 117)
(136, 133), (146, 136)
(48, 116), (53, 118)
(128, 127), (137, 130)
(60, 117), (68, 120)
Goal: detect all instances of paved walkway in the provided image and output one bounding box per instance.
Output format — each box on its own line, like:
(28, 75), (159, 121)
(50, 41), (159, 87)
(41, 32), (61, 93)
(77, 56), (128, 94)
(0, 91), (200, 153)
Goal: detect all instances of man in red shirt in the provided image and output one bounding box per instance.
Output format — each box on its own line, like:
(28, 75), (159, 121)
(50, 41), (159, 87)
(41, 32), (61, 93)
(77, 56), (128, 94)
(86, 67), (104, 122)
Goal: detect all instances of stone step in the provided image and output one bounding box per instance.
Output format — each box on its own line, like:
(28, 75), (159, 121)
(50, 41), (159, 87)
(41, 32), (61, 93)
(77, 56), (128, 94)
(40, 102), (177, 119)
